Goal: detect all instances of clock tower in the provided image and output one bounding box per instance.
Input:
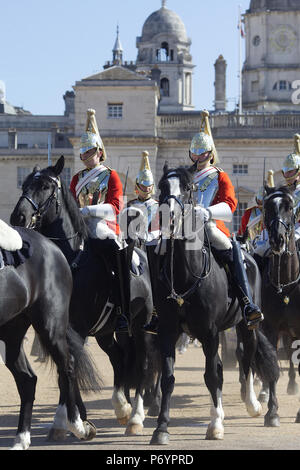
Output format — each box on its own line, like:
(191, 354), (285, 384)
(243, 0), (300, 111)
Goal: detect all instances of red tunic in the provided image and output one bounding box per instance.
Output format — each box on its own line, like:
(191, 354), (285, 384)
(70, 168), (123, 235)
(238, 208), (252, 236)
(211, 171), (237, 238)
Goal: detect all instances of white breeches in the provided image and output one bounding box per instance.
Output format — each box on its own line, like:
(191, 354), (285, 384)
(205, 221), (232, 251)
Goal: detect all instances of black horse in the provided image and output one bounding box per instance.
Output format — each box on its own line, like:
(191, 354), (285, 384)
(10, 156), (158, 437)
(0, 224), (100, 449)
(150, 164), (279, 445)
(261, 183), (300, 424)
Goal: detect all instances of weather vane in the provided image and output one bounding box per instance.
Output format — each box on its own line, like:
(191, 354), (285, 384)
(162, 0), (166, 7)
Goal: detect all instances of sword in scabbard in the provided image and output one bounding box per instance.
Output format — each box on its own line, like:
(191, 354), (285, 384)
(262, 157), (266, 240)
(123, 166), (129, 196)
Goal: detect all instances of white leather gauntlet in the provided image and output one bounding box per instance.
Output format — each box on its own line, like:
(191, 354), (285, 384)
(80, 203), (116, 221)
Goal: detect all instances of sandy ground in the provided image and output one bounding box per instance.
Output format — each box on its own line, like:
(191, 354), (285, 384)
(0, 327), (300, 452)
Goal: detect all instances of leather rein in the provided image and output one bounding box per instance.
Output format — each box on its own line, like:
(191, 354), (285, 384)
(161, 187), (212, 307)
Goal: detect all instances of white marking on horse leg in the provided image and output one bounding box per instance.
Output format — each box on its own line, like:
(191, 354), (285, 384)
(245, 371), (263, 417)
(112, 387), (132, 423)
(125, 393), (145, 435)
(206, 389), (224, 440)
(67, 407), (87, 439)
(11, 432), (31, 450)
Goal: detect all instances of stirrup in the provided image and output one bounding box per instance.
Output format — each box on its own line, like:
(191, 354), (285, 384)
(244, 305), (264, 330)
(143, 313), (158, 335)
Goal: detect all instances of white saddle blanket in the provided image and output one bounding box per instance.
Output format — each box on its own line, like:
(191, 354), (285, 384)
(0, 220), (23, 251)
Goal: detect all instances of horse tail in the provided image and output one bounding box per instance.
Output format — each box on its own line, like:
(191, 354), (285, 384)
(66, 326), (103, 393)
(254, 329), (280, 383)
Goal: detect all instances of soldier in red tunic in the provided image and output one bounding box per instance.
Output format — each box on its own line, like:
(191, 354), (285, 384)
(238, 188), (263, 240)
(70, 109), (130, 331)
(190, 110), (263, 329)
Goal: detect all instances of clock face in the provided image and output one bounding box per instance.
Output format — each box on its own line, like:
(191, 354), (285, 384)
(269, 25), (297, 53)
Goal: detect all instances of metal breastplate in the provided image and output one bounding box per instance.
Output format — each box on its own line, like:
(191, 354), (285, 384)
(78, 169), (110, 208)
(129, 198), (158, 230)
(247, 208), (263, 240)
(193, 169), (219, 208)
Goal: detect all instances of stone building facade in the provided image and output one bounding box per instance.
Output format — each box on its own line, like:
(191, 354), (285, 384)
(1, 0), (300, 233)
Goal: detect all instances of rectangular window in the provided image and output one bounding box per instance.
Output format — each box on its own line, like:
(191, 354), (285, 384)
(279, 80), (287, 90)
(233, 164), (248, 175)
(17, 167), (32, 188)
(251, 80), (259, 92)
(233, 202), (248, 233)
(107, 103), (123, 119)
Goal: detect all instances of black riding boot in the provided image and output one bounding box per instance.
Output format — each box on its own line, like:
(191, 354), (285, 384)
(90, 238), (131, 333)
(143, 245), (159, 334)
(217, 240), (264, 330)
(114, 246), (132, 333)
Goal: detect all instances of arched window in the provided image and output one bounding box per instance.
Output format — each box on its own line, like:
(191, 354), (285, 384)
(160, 78), (170, 97)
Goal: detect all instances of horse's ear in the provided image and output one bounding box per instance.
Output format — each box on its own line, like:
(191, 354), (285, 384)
(264, 181), (273, 195)
(163, 161), (169, 174)
(33, 165), (40, 173)
(53, 155), (65, 176)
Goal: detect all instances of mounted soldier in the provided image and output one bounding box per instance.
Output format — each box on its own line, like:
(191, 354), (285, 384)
(281, 133), (300, 249)
(123, 151), (159, 333)
(189, 110), (264, 329)
(70, 108), (131, 331)
(254, 134), (300, 261)
(238, 187), (264, 241)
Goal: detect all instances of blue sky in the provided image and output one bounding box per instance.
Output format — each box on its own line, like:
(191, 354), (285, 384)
(1, 0), (250, 115)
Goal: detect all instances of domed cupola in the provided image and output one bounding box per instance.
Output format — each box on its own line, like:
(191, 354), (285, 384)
(136, 1), (194, 113)
(140, 4), (188, 43)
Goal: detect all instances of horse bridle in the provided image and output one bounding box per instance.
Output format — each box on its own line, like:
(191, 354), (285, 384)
(19, 173), (79, 242)
(18, 172), (61, 229)
(161, 181), (211, 306)
(264, 191), (300, 292)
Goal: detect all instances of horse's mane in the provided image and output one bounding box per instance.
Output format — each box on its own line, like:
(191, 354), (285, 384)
(59, 178), (89, 240)
(158, 165), (194, 192)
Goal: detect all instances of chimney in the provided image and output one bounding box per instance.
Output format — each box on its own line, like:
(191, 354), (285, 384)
(214, 55), (227, 112)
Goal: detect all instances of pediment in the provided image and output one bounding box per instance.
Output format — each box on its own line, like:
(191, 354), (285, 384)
(82, 66), (149, 81)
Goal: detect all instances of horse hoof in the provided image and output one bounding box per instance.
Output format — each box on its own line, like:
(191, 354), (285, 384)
(150, 430), (169, 445)
(81, 420), (97, 441)
(247, 402), (263, 417)
(147, 404), (160, 417)
(47, 428), (68, 441)
(287, 384), (299, 396)
(125, 424), (144, 436)
(264, 415), (280, 427)
(205, 426), (224, 440)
